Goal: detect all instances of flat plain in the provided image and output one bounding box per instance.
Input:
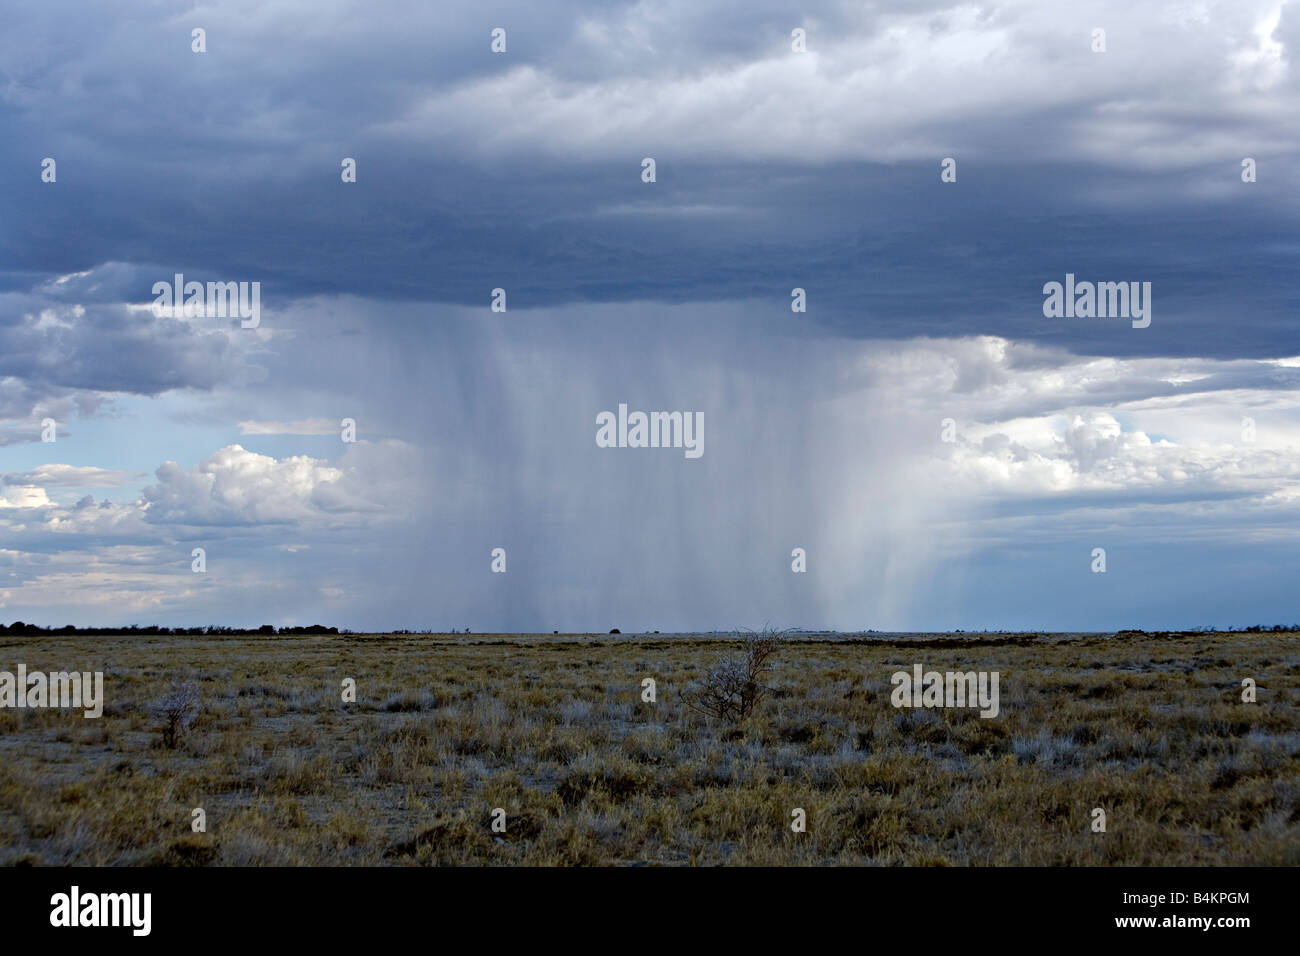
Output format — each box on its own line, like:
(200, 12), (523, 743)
(1, 630), (1296, 866)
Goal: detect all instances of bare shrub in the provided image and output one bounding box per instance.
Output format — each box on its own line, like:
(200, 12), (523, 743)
(688, 629), (785, 722)
(151, 680), (200, 748)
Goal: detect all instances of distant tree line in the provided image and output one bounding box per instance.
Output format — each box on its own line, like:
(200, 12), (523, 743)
(0, 621), (1295, 638)
(0, 621), (341, 636)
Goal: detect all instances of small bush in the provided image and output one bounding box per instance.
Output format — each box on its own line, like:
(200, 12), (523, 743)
(151, 680), (200, 749)
(688, 628), (785, 722)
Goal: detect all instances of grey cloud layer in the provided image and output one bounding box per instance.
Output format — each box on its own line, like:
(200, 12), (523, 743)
(1, 1), (1295, 358)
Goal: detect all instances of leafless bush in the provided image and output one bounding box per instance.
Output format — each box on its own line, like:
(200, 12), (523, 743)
(151, 680), (200, 748)
(687, 629), (786, 722)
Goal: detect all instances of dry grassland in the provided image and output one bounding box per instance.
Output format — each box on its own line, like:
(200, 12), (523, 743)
(1, 630), (1296, 866)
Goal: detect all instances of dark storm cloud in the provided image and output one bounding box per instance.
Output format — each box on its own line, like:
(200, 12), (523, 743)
(1, 0), (1295, 363)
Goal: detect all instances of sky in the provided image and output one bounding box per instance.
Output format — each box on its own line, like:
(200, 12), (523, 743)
(0, 0), (1297, 632)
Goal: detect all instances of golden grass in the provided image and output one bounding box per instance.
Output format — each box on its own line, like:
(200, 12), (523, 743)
(0, 631), (1296, 865)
